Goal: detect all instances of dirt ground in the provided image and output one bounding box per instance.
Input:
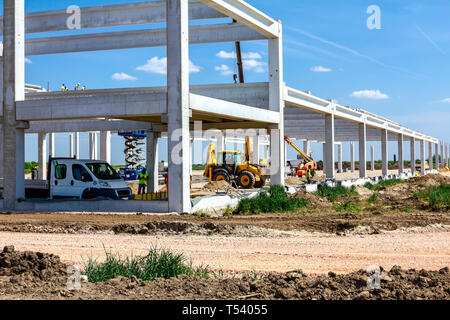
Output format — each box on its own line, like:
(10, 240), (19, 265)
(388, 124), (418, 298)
(0, 173), (448, 300)
(0, 245), (448, 300)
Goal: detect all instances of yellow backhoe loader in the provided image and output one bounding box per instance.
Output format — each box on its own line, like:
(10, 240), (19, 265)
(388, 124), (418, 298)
(204, 137), (267, 189)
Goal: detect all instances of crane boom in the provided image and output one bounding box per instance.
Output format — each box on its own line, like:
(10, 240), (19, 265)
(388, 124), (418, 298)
(284, 136), (313, 162)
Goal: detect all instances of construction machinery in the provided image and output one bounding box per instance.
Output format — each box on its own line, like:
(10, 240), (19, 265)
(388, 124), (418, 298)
(284, 136), (318, 177)
(204, 137), (267, 189)
(118, 130), (147, 181)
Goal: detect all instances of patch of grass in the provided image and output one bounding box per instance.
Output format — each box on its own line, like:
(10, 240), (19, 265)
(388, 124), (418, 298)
(84, 246), (210, 283)
(364, 179), (404, 191)
(236, 185), (307, 214)
(415, 185), (450, 210)
(315, 185), (358, 202)
(333, 200), (361, 213)
(368, 194), (378, 203)
(376, 179), (404, 188)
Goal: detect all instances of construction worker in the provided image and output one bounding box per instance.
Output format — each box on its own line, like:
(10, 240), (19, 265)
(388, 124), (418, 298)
(74, 83), (80, 91)
(305, 165), (312, 184)
(137, 168), (149, 195)
(81, 85), (86, 91)
(61, 84), (67, 92)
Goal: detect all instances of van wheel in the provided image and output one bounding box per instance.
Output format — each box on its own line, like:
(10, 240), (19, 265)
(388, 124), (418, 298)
(82, 189), (98, 200)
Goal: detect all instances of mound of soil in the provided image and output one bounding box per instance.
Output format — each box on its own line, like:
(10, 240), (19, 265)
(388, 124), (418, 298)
(202, 180), (232, 192)
(375, 174), (450, 211)
(290, 189), (333, 210)
(0, 246), (66, 280)
(0, 247), (448, 300)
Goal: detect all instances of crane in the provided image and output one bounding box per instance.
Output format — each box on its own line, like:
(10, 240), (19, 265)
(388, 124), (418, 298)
(284, 136), (318, 177)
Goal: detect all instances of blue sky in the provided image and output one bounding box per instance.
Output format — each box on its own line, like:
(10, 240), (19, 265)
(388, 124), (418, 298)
(9, 0), (450, 164)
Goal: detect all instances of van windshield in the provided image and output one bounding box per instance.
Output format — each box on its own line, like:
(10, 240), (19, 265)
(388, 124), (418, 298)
(86, 163), (121, 180)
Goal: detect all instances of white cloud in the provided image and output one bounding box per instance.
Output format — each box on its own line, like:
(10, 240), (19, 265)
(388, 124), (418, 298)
(216, 50), (262, 60)
(350, 90), (389, 100)
(111, 72), (137, 81)
(215, 64), (234, 76)
(310, 66), (332, 72)
(25, 58), (32, 64)
(136, 56), (201, 75)
(243, 59), (266, 73)
(441, 98), (450, 103)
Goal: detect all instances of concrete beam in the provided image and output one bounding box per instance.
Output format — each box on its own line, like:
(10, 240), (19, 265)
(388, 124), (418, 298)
(0, 1), (224, 34)
(199, 0), (280, 38)
(190, 93), (279, 124)
(27, 119), (153, 134)
(17, 92), (167, 121)
(21, 23), (264, 56)
(167, 0), (191, 213)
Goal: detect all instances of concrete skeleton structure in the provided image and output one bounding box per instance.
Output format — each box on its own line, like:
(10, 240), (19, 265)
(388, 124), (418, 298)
(0, 0), (445, 213)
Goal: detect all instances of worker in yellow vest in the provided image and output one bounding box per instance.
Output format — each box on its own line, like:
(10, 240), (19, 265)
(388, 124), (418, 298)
(137, 169), (149, 195)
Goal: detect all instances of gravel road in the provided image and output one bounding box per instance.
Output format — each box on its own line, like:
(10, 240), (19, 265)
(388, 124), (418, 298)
(1, 228), (448, 275)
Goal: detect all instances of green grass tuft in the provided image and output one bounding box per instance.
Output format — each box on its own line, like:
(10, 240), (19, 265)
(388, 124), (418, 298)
(368, 194), (378, 203)
(415, 185), (450, 210)
(333, 200), (361, 213)
(315, 185), (358, 202)
(236, 185), (307, 214)
(84, 246), (210, 283)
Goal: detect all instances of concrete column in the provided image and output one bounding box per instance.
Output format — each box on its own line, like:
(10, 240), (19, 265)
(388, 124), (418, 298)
(303, 140), (310, 157)
(268, 22), (285, 186)
(74, 132), (80, 159)
(216, 132), (224, 152)
(420, 140), (425, 176)
(370, 145), (375, 171)
(350, 142), (355, 172)
(48, 133), (55, 157)
(167, 0), (191, 213)
(69, 134), (74, 158)
(398, 134), (404, 174)
(264, 144), (269, 160)
(410, 137), (416, 174)
(428, 142), (433, 172)
(146, 132), (160, 194)
(38, 133), (47, 180)
(381, 129), (388, 177)
(100, 131), (111, 163)
(322, 143), (326, 173)
(441, 143), (444, 167)
(325, 114), (335, 179)
(252, 134), (260, 163)
(446, 144), (449, 167)
(89, 133), (95, 160)
(337, 144), (343, 173)
(2, 0), (26, 208)
(359, 123), (367, 178)
(94, 133), (98, 160)
(435, 143), (440, 170)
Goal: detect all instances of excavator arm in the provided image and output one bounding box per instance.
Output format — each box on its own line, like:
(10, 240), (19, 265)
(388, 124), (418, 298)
(284, 136), (313, 162)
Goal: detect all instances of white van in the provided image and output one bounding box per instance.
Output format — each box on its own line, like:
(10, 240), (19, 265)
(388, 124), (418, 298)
(47, 158), (132, 200)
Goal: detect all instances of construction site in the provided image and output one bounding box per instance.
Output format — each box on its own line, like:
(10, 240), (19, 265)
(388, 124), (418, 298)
(0, 0), (449, 301)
